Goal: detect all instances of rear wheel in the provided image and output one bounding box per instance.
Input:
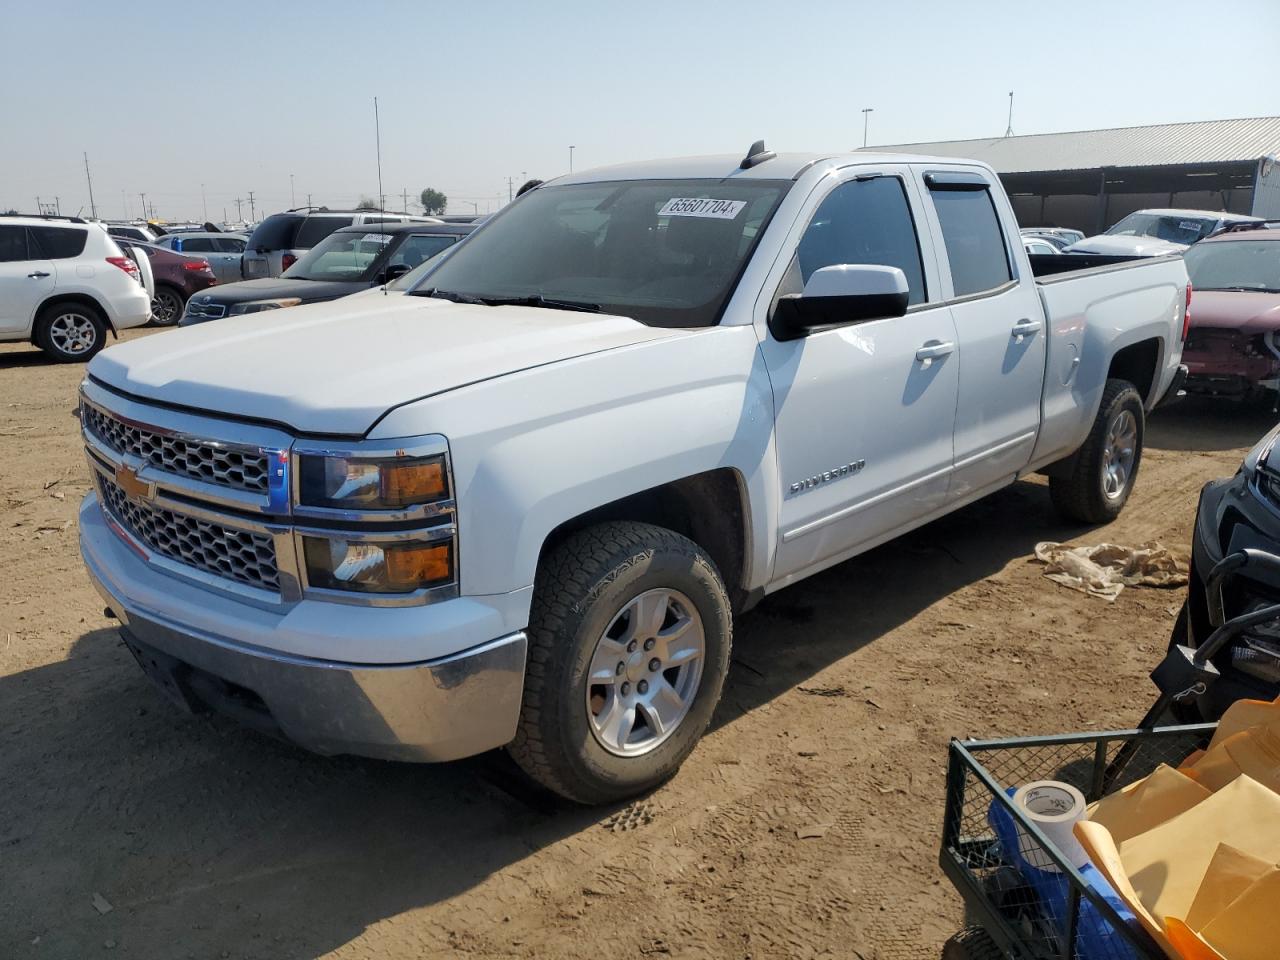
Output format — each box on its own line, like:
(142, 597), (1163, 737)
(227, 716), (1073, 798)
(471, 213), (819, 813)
(507, 521), (732, 804)
(150, 286), (185, 326)
(1050, 379), (1144, 524)
(35, 302), (107, 362)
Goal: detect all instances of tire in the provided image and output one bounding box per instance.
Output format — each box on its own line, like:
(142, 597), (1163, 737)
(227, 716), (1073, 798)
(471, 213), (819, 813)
(34, 301), (107, 362)
(942, 927), (1006, 960)
(507, 521), (732, 804)
(150, 285), (185, 326)
(1049, 378), (1144, 524)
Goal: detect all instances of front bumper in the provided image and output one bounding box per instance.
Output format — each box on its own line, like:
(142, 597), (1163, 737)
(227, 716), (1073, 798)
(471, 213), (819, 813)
(81, 495), (530, 762)
(88, 559), (526, 762)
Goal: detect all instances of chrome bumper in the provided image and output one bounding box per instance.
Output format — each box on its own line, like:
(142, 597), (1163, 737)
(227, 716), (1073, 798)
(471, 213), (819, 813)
(87, 563), (527, 763)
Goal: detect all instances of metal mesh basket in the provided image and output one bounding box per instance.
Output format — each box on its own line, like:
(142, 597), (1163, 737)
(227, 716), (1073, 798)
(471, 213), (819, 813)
(940, 724), (1216, 960)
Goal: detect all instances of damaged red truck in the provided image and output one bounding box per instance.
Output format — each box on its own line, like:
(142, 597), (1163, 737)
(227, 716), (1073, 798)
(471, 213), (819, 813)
(1182, 223), (1280, 401)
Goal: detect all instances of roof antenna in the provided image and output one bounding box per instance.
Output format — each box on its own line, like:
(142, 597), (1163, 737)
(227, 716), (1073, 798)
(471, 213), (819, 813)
(1004, 91), (1015, 138)
(740, 139), (776, 169)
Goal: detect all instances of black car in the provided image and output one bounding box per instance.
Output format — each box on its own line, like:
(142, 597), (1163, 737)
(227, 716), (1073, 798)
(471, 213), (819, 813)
(1180, 423), (1280, 718)
(180, 222), (473, 325)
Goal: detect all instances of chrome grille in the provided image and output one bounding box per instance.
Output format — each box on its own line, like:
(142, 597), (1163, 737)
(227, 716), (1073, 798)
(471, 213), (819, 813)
(184, 300), (226, 320)
(84, 404), (269, 493)
(97, 474), (280, 592)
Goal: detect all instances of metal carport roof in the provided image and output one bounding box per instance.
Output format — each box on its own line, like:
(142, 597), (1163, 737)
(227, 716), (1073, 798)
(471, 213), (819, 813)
(866, 116), (1280, 173)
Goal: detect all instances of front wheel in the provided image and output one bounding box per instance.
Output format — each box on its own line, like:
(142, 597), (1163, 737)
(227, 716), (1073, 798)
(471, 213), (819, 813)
(1050, 378), (1145, 524)
(507, 521), (732, 804)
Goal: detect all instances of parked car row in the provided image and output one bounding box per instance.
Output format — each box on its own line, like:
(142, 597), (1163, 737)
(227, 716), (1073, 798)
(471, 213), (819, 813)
(241, 208), (441, 279)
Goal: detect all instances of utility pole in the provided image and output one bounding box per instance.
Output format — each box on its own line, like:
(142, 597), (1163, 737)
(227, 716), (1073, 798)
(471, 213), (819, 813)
(861, 107), (874, 148)
(401, 187), (409, 213)
(247, 191), (256, 221)
(1004, 91), (1015, 138)
(223, 206), (227, 223)
(201, 183), (208, 222)
(374, 96), (384, 213)
(569, 145), (575, 173)
(507, 176), (514, 203)
(35, 196), (41, 215)
(54, 196), (61, 215)
(83, 152), (98, 219)
(290, 173), (296, 208)
(235, 197), (243, 221)
(306, 193), (312, 208)
(139, 193), (147, 222)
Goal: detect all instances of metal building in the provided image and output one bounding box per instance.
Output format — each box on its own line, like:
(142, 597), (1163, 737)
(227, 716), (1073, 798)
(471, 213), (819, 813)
(871, 116), (1280, 233)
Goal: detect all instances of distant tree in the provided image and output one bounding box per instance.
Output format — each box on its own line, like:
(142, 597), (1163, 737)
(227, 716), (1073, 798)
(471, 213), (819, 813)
(356, 195), (380, 210)
(419, 188), (447, 216)
(2, 208), (17, 215)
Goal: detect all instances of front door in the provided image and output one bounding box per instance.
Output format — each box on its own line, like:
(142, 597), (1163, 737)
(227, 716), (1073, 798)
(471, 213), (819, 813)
(760, 169), (959, 585)
(0, 226), (53, 335)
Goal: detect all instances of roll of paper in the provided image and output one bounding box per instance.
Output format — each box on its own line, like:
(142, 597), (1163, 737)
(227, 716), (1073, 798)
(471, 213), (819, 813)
(1012, 780), (1090, 873)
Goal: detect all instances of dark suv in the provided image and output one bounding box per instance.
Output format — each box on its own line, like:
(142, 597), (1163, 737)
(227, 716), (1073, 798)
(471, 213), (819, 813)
(240, 208), (440, 279)
(181, 222), (473, 325)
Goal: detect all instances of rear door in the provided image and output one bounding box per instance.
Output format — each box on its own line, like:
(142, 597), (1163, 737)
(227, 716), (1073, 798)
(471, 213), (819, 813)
(914, 168), (1046, 500)
(760, 166), (959, 583)
(0, 226), (53, 335)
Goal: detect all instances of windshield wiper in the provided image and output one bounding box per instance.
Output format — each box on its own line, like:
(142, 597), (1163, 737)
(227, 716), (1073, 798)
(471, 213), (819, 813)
(416, 287), (488, 305)
(478, 294), (602, 313)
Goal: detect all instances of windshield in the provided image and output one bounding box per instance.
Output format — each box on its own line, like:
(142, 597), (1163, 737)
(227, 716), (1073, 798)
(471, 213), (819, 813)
(283, 231), (395, 282)
(1184, 240), (1280, 293)
(1105, 212), (1218, 245)
(409, 178), (791, 327)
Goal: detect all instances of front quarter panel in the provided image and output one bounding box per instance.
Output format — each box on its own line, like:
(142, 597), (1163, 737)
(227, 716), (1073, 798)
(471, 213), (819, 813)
(369, 325), (778, 603)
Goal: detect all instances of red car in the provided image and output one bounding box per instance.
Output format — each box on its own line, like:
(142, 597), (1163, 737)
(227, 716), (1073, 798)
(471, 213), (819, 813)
(134, 242), (219, 325)
(1182, 225), (1280, 401)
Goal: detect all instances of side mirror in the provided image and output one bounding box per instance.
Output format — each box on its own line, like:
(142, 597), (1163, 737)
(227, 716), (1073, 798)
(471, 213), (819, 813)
(771, 264), (909, 341)
(378, 263), (412, 284)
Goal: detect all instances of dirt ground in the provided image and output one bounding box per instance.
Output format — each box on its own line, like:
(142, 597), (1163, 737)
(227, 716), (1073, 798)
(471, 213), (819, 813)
(1, 329), (1274, 960)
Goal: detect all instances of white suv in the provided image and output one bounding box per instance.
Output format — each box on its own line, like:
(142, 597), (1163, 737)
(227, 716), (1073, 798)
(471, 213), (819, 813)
(0, 215), (151, 361)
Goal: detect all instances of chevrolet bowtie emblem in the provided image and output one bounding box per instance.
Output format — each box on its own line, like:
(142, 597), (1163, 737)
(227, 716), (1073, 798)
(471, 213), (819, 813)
(114, 464), (155, 501)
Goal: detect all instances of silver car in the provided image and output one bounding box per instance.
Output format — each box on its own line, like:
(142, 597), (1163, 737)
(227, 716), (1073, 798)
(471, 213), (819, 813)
(151, 232), (248, 283)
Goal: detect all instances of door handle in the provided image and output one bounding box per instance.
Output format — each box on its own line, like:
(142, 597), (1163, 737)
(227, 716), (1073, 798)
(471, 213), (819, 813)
(915, 340), (954, 362)
(27, 271), (50, 278)
(1011, 318), (1042, 339)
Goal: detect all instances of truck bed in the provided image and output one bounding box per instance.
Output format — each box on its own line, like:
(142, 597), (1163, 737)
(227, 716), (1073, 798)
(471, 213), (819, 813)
(1027, 251), (1176, 280)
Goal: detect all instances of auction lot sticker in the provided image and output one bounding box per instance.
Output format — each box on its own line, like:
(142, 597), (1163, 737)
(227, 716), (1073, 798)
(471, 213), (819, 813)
(659, 198), (747, 219)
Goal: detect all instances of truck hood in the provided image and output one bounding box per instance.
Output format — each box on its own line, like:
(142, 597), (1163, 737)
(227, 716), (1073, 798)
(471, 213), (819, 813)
(1066, 235), (1188, 256)
(1189, 290), (1280, 333)
(89, 295), (681, 435)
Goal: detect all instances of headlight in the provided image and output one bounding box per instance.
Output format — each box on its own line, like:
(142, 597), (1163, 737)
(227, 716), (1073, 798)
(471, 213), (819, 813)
(1243, 424), (1280, 477)
(297, 453), (448, 510)
(228, 298), (302, 315)
(302, 536), (453, 594)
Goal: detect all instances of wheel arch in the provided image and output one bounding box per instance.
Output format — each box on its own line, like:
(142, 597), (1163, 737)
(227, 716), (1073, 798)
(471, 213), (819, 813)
(1106, 337), (1161, 408)
(31, 292), (113, 343)
(536, 468), (756, 613)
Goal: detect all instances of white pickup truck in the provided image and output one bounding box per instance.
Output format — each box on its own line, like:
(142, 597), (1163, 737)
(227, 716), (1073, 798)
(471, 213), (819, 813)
(79, 144), (1190, 802)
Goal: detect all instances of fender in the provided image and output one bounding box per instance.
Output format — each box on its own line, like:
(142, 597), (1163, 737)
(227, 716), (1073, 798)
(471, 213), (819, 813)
(369, 324), (781, 609)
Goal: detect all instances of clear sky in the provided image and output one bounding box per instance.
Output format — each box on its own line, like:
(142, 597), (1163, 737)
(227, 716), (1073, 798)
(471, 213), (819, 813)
(3, 0), (1278, 221)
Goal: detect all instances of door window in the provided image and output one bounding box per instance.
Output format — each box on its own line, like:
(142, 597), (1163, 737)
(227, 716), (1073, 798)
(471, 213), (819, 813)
(794, 176), (927, 305)
(927, 181), (1012, 297)
(0, 226), (29, 262)
(180, 237), (217, 252)
(387, 234), (456, 270)
(213, 237), (246, 253)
